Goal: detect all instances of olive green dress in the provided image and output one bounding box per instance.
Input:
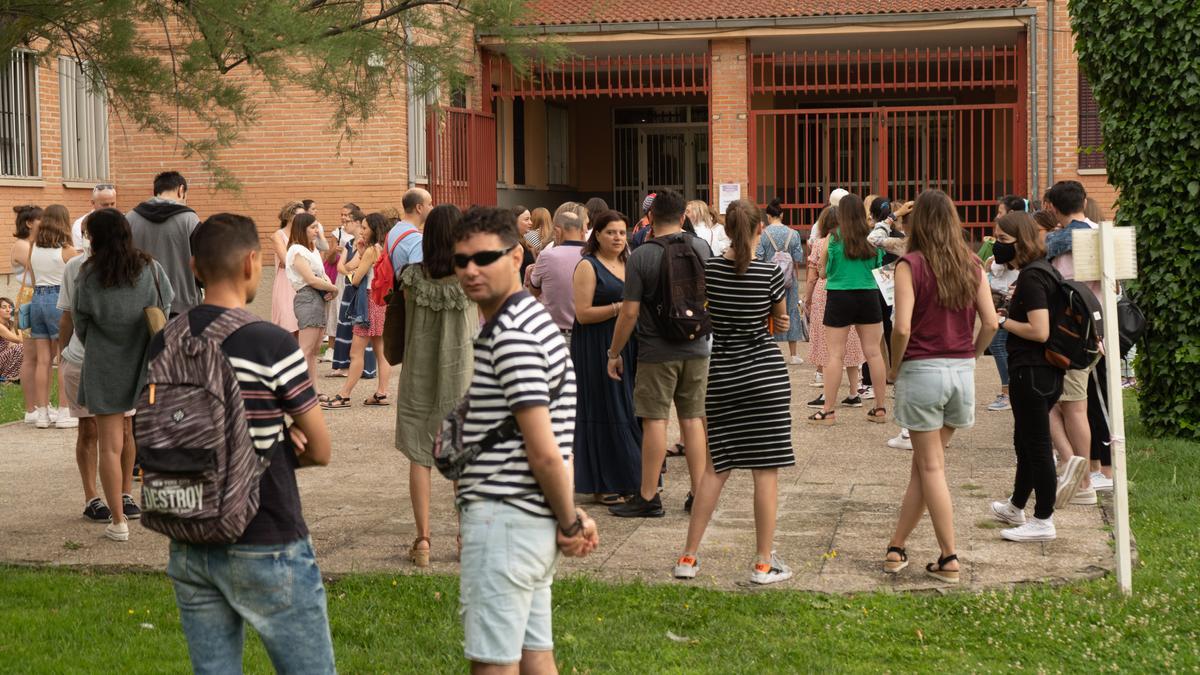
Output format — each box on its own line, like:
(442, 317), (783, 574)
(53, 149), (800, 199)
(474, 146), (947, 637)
(394, 264), (478, 466)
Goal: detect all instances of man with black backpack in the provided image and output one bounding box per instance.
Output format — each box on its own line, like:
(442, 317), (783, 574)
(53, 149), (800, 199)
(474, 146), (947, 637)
(142, 214), (336, 673)
(607, 189), (713, 518)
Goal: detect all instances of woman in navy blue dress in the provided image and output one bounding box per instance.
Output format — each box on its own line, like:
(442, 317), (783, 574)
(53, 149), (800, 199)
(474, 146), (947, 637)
(331, 216), (376, 380)
(571, 210), (641, 504)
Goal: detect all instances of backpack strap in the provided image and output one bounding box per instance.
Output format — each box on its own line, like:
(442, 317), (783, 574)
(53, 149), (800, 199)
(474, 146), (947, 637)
(200, 307), (263, 344)
(765, 229), (782, 253)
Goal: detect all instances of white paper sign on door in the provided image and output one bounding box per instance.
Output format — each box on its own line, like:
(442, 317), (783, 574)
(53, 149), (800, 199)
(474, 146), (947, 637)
(718, 183), (741, 214)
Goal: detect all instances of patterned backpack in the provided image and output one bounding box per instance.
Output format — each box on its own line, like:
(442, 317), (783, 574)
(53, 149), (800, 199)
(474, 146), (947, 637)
(765, 228), (797, 289)
(135, 309), (270, 543)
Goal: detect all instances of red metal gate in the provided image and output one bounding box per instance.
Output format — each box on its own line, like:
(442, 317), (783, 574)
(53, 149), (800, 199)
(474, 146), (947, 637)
(427, 107), (497, 209)
(750, 104), (1023, 240)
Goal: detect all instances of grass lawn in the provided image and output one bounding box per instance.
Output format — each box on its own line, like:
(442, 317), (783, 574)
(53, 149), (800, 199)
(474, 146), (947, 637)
(0, 376), (58, 425)
(3, 399), (1199, 672)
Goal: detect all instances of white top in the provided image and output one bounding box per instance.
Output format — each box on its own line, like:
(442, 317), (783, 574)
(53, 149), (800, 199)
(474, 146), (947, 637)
(11, 258), (31, 286)
(30, 246), (67, 286)
(989, 262), (1020, 295)
(692, 222), (730, 256)
(71, 212), (92, 250)
(285, 244), (326, 291)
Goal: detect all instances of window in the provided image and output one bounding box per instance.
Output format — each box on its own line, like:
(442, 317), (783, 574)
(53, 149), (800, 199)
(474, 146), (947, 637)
(407, 63), (438, 183)
(59, 57), (108, 181)
(512, 97), (525, 185)
(0, 50), (39, 178)
(450, 83), (468, 109)
(492, 87), (504, 183)
(1078, 72), (1105, 170)
(546, 104), (569, 185)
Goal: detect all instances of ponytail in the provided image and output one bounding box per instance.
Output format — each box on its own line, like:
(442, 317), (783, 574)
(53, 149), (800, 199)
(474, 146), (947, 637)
(725, 199), (760, 275)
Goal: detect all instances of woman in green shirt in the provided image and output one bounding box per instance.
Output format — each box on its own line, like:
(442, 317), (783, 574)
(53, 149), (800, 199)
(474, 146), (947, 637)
(810, 193), (889, 425)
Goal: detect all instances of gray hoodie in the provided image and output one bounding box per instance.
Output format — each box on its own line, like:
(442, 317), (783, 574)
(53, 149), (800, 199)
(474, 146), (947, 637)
(127, 196), (201, 315)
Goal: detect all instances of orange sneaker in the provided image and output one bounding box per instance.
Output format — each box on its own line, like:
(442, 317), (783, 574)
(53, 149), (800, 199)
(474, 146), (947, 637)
(673, 554), (699, 579)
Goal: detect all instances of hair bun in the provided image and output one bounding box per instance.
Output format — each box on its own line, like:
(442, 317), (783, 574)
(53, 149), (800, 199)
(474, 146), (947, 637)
(768, 198), (782, 208)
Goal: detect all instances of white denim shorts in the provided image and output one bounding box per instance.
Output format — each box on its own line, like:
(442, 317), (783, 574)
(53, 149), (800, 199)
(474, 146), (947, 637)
(894, 358), (976, 432)
(459, 499), (559, 665)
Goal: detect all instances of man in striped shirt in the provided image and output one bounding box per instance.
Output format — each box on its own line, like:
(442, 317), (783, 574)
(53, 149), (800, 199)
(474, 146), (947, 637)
(452, 206), (599, 673)
(149, 213), (336, 673)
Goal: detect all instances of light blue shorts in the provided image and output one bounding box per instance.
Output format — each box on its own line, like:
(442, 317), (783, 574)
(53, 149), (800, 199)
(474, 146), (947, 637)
(894, 358), (976, 432)
(459, 499), (559, 665)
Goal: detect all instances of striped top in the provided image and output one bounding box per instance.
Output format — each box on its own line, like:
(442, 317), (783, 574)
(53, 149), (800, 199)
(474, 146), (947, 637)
(148, 305), (319, 544)
(705, 256), (787, 349)
(456, 291), (576, 518)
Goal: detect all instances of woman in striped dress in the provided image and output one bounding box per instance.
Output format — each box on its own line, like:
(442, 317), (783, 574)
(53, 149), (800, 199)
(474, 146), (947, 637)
(673, 198), (796, 586)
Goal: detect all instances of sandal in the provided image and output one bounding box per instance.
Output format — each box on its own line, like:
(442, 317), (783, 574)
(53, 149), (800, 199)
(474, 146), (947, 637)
(409, 536), (431, 568)
(325, 370), (348, 378)
(867, 406), (888, 424)
(807, 410), (836, 425)
(321, 394), (351, 409)
(317, 393), (332, 403)
(883, 546), (909, 574)
(364, 392), (390, 406)
(596, 493), (626, 506)
(666, 443), (686, 458)
(925, 553), (960, 584)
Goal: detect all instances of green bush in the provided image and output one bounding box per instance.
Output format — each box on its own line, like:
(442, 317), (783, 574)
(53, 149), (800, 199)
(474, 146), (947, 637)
(1070, 0), (1200, 438)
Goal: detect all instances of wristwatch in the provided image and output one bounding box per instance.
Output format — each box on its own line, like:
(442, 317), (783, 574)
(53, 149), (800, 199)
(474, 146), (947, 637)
(998, 315), (1008, 327)
(559, 514), (584, 537)
(606, 349), (620, 360)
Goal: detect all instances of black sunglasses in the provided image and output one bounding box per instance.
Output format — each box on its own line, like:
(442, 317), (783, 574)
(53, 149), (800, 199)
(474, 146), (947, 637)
(453, 244), (517, 269)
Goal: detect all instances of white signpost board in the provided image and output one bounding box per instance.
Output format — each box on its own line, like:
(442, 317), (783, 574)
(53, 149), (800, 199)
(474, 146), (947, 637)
(1072, 221), (1138, 595)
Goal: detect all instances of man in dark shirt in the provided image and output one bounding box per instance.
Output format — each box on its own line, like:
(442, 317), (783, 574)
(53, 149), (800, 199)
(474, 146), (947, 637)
(150, 213), (336, 674)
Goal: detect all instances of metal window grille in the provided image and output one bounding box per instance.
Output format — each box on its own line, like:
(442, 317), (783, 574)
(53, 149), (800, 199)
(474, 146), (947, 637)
(407, 63), (438, 183)
(546, 104), (569, 185)
(58, 57), (109, 181)
(0, 50), (39, 178)
(1078, 72), (1105, 170)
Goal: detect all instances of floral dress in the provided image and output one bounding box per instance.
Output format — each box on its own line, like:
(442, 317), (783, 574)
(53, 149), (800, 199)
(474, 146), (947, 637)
(806, 237), (865, 368)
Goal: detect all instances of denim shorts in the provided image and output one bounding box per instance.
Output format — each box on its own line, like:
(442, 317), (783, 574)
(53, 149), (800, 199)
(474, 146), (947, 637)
(167, 536), (336, 674)
(894, 358), (976, 432)
(29, 286), (63, 339)
(459, 499), (559, 665)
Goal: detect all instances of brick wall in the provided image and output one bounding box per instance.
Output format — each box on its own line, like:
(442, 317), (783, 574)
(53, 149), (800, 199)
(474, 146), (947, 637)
(708, 39), (749, 208)
(1025, 0), (1117, 216)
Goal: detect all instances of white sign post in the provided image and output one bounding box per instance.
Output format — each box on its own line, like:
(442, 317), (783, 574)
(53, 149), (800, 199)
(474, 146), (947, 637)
(1072, 221), (1137, 595)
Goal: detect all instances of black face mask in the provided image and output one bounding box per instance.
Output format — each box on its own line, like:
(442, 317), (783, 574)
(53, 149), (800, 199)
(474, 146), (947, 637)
(993, 241), (1017, 265)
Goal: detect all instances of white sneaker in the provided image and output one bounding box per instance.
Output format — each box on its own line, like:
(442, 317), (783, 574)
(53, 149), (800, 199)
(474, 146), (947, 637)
(991, 500), (1027, 525)
(1001, 517), (1056, 542)
(55, 408), (78, 429)
(1091, 472), (1113, 492)
(751, 553), (794, 585)
(986, 394), (1011, 411)
(859, 385), (875, 400)
(1071, 487), (1098, 505)
(1055, 456), (1088, 508)
(104, 521), (130, 542)
(673, 554), (699, 579)
(811, 373), (824, 388)
(47, 406), (58, 422)
(887, 431), (912, 450)
(789, 355), (804, 365)
(34, 407), (50, 429)
(319, 352), (333, 363)
(24, 410), (38, 425)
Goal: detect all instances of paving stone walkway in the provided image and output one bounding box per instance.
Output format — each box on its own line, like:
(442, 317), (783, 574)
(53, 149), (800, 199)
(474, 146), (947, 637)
(0, 271), (1117, 593)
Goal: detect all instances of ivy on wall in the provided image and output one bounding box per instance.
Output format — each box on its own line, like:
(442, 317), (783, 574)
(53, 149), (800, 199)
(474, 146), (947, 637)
(1069, 0), (1200, 438)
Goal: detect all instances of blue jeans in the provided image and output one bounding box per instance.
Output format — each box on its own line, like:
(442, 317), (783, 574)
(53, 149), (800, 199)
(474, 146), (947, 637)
(29, 286), (62, 339)
(167, 537), (336, 675)
(990, 328), (1009, 387)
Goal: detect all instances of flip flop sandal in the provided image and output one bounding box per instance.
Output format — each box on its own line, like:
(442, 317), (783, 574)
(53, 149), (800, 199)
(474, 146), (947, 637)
(325, 371), (348, 378)
(321, 395), (351, 409)
(883, 546), (909, 574)
(364, 393), (390, 406)
(666, 443), (686, 457)
(867, 407), (888, 424)
(807, 410), (836, 425)
(597, 493), (626, 506)
(925, 554), (960, 584)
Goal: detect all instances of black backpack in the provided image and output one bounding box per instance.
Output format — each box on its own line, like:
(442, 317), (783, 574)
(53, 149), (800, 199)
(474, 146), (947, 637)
(1026, 260), (1103, 370)
(647, 234), (712, 343)
(1117, 296), (1146, 358)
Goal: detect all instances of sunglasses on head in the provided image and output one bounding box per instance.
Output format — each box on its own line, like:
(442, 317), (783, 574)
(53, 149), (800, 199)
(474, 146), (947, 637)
(453, 244), (517, 269)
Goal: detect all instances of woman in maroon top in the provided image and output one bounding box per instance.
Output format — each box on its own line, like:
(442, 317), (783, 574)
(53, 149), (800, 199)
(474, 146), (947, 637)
(882, 190), (998, 584)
